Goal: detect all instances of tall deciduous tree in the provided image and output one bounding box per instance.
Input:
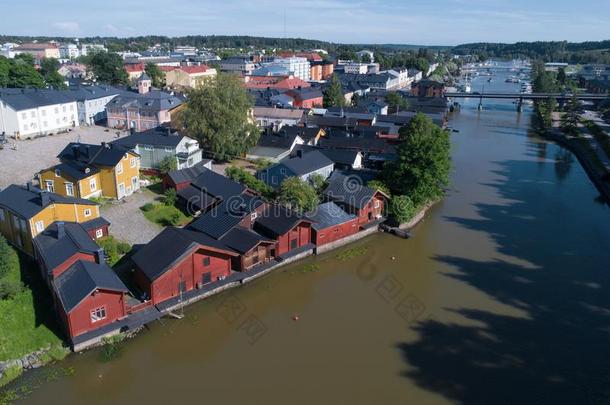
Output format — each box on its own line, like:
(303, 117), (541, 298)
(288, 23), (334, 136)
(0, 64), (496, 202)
(323, 74), (345, 108)
(145, 62), (165, 88)
(40, 58), (66, 89)
(385, 113), (451, 206)
(560, 93), (581, 135)
(86, 51), (128, 85)
(386, 92), (408, 113)
(0, 55), (45, 88)
(180, 72), (259, 161)
(278, 177), (319, 213)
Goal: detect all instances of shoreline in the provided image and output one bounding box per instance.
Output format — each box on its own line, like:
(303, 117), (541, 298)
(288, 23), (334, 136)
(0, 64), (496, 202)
(399, 199), (440, 231)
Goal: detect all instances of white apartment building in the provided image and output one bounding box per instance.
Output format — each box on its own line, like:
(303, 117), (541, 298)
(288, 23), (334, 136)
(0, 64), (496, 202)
(59, 44), (80, 59)
(0, 89), (79, 139)
(69, 85), (121, 125)
(79, 44), (107, 57)
(272, 57), (311, 81)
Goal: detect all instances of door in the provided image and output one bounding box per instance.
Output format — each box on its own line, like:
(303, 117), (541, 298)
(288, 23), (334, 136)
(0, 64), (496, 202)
(178, 281), (187, 293)
(290, 239), (298, 250)
(202, 272), (212, 285)
(118, 182), (126, 198)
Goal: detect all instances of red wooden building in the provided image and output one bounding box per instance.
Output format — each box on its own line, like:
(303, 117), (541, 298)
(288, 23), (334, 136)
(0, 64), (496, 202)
(53, 260), (128, 340)
(131, 227), (238, 305)
(306, 202), (359, 246)
(254, 205), (313, 256)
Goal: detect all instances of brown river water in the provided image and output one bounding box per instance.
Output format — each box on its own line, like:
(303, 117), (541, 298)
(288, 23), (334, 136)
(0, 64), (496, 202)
(5, 71), (610, 405)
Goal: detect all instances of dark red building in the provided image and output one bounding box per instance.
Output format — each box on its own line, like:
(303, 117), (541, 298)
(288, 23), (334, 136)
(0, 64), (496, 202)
(306, 202), (359, 246)
(131, 227), (238, 305)
(254, 205), (313, 256)
(411, 79), (445, 98)
(53, 260), (129, 340)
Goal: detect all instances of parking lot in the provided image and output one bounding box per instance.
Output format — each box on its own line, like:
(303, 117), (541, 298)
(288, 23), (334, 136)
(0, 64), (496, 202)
(0, 125), (129, 189)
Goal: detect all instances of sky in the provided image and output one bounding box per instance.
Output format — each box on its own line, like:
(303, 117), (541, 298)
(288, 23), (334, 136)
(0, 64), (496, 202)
(2, 0), (610, 45)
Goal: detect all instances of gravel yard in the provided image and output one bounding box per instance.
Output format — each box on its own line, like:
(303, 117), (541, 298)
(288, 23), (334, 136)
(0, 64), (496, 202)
(100, 187), (162, 246)
(0, 125), (130, 189)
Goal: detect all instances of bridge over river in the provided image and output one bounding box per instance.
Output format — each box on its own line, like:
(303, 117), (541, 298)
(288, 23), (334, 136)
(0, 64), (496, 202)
(445, 92), (610, 111)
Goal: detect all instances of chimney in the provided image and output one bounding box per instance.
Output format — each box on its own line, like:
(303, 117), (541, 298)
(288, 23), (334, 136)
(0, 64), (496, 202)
(40, 191), (50, 206)
(57, 221), (66, 239)
(167, 127), (172, 136)
(95, 248), (105, 264)
(296, 150), (304, 158)
(26, 182), (33, 191)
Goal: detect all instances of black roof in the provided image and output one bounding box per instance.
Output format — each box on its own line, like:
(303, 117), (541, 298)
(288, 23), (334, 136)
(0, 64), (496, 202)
(306, 202), (357, 230)
(191, 169), (246, 201)
(111, 127), (191, 149)
(188, 195), (265, 239)
(33, 222), (102, 274)
(168, 161), (211, 185)
(58, 142), (134, 167)
(53, 260), (127, 313)
(0, 88), (76, 111)
(220, 227), (274, 254)
(131, 227), (235, 281)
(278, 126), (322, 142)
(176, 185), (218, 212)
(47, 161), (100, 181)
(323, 172), (384, 210)
(257, 132), (300, 150)
(318, 136), (396, 154)
(81, 216), (111, 232)
(318, 148), (361, 166)
(0, 184), (97, 219)
(254, 205), (310, 238)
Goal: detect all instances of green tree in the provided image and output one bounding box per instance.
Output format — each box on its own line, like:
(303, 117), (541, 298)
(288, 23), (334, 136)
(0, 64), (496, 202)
(225, 166), (274, 198)
(351, 92), (360, 108)
(164, 188), (177, 206)
(278, 177), (319, 213)
(5, 56), (45, 88)
(384, 113), (451, 206)
(180, 72), (260, 161)
(145, 62), (165, 88)
(386, 92), (408, 113)
(560, 93), (581, 135)
(39, 58), (66, 89)
(158, 155), (177, 174)
(0, 56), (10, 87)
(557, 67), (566, 85)
(86, 51), (128, 85)
(360, 53), (372, 63)
(367, 180), (391, 197)
(309, 173), (327, 194)
(390, 195), (416, 224)
(323, 75), (345, 108)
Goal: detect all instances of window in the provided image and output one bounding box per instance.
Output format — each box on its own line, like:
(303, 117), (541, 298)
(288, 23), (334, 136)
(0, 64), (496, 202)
(54, 169), (61, 177)
(272, 175), (278, 185)
(54, 107), (59, 114)
(90, 178), (97, 191)
(132, 176), (138, 189)
(31, 111), (35, 118)
(41, 109), (46, 117)
(164, 147), (173, 153)
(35, 220), (44, 233)
(62, 106), (66, 112)
(21, 112), (27, 119)
(116, 162), (123, 174)
(202, 272), (212, 284)
(203, 257), (211, 267)
(45, 180), (54, 193)
(130, 157), (137, 168)
(65, 183), (74, 196)
(280, 168), (287, 175)
(374, 200), (380, 209)
(84, 208), (92, 217)
(90, 306), (107, 323)
(95, 229), (103, 239)
(250, 212), (257, 221)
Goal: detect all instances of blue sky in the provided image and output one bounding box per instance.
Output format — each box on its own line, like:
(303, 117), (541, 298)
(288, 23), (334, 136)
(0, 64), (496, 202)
(2, 0), (610, 45)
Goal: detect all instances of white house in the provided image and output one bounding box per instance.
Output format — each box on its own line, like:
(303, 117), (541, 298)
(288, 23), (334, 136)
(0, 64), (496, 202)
(272, 57), (311, 81)
(69, 85), (121, 125)
(59, 44), (80, 59)
(0, 89), (79, 139)
(253, 107), (305, 131)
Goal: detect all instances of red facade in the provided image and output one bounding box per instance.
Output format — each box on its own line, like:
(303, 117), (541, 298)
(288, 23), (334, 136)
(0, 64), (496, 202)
(57, 289), (126, 339)
(312, 218), (359, 246)
(87, 224), (109, 241)
(134, 247), (234, 305)
(356, 193), (386, 226)
(275, 222), (312, 256)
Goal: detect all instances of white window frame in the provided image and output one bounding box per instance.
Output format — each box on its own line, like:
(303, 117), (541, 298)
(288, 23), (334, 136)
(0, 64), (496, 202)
(84, 208), (92, 217)
(35, 220), (44, 233)
(90, 306), (107, 323)
(116, 162), (123, 175)
(65, 182), (74, 196)
(250, 212), (258, 221)
(90, 178), (97, 191)
(95, 229), (103, 239)
(374, 200), (380, 209)
(130, 157), (137, 168)
(45, 180), (54, 193)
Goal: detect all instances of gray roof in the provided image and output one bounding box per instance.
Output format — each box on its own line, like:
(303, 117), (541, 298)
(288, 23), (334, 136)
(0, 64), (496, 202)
(33, 221), (101, 274)
(111, 127), (189, 149)
(168, 161), (210, 185)
(107, 90), (183, 112)
(68, 85), (122, 102)
(53, 260), (127, 314)
(131, 227), (236, 282)
(273, 150), (334, 177)
(323, 172), (383, 210)
(0, 88), (76, 111)
(0, 184), (97, 219)
(305, 202), (357, 231)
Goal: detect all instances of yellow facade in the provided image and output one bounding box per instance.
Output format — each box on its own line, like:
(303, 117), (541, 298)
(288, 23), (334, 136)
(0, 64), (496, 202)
(0, 202), (100, 256)
(40, 151), (140, 200)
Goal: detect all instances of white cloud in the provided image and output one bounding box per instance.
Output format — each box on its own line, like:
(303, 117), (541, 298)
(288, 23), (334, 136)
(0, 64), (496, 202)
(52, 21), (81, 33)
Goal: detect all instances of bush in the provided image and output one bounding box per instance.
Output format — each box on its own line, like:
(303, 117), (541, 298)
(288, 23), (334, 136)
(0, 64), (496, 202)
(141, 203), (154, 212)
(278, 177), (319, 213)
(0, 278), (24, 300)
(0, 364), (22, 387)
(98, 236), (132, 266)
(142, 203), (189, 227)
(225, 166), (274, 199)
(253, 158), (273, 170)
(309, 173), (327, 194)
(158, 156), (177, 174)
(164, 188), (177, 206)
(367, 180), (391, 197)
(390, 195), (417, 224)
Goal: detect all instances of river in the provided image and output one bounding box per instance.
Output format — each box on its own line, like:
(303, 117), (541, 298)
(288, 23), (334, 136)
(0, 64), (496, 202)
(5, 66), (610, 405)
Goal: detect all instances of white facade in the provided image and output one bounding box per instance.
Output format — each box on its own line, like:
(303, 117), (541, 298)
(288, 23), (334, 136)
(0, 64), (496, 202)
(59, 44), (80, 59)
(273, 57), (311, 81)
(0, 100), (79, 139)
(356, 50), (375, 63)
(0, 43), (16, 58)
(79, 44), (107, 57)
(77, 94), (118, 125)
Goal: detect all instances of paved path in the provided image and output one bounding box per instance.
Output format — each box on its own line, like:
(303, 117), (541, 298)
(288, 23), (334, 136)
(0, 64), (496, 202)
(0, 126), (129, 189)
(101, 188), (162, 246)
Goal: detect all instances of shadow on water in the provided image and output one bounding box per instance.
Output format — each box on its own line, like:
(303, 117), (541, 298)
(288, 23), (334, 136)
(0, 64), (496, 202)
(397, 158), (610, 405)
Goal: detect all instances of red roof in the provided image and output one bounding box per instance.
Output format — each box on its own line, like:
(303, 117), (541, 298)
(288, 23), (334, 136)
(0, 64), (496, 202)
(125, 63), (144, 73)
(278, 52), (323, 62)
(159, 65), (211, 74)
